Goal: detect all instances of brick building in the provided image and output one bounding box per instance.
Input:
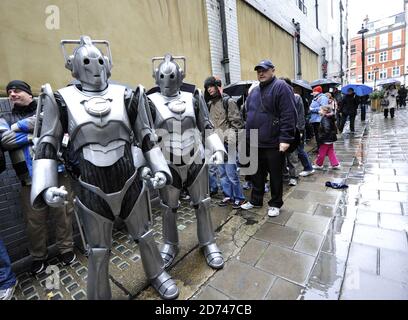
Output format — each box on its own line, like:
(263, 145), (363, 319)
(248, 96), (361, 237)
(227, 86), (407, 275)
(348, 12), (406, 87)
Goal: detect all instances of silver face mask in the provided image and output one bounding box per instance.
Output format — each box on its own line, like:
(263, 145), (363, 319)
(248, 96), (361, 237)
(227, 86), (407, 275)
(153, 54), (185, 97)
(61, 36), (112, 92)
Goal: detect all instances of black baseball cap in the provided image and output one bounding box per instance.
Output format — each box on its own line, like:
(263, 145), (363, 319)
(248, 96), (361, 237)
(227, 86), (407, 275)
(254, 60), (275, 71)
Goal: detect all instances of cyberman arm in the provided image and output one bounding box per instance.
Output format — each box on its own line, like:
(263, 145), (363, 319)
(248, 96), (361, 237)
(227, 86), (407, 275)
(31, 84), (67, 210)
(193, 89), (226, 164)
(126, 85), (172, 189)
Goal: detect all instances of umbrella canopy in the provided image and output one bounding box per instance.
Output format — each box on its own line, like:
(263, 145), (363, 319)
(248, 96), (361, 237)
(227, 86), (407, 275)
(292, 79), (312, 91)
(223, 80), (259, 97)
(311, 78), (340, 87)
(341, 84), (373, 96)
(377, 78), (401, 87)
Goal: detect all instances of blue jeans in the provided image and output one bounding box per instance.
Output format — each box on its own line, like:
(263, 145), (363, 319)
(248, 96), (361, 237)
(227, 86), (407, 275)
(209, 164), (219, 193)
(297, 140), (313, 172)
(218, 163), (245, 201)
(0, 238), (16, 290)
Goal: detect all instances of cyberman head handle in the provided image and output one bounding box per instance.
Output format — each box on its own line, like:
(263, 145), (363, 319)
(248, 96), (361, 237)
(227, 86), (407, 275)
(61, 35), (113, 92)
(152, 54), (186, 97)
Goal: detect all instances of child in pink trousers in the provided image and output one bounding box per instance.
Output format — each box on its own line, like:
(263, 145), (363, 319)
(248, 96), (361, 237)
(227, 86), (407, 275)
(313, 106), (341, 170)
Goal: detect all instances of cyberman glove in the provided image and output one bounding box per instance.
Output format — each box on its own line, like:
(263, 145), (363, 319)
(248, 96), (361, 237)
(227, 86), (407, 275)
(151, 172), (167, 189)
(43, 186), (68, 208)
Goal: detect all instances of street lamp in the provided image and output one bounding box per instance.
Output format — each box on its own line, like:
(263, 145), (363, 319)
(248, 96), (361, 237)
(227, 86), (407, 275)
(358, 24), (369, 84)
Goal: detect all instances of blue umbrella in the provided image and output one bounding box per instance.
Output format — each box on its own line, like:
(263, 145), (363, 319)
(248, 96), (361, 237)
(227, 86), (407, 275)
(341, 84), (373, 96)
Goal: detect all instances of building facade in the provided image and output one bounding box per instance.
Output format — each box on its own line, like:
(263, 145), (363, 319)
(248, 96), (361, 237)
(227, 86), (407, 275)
(348, 12), (406, 87)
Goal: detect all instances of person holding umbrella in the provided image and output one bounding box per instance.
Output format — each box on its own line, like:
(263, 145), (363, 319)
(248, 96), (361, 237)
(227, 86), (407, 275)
(338, 88), (359, 134)
(383, 84), (398, 118)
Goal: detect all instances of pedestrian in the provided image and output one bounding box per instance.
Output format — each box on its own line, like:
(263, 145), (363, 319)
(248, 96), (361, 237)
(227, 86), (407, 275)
(309, 86), (329, 149)
(397, 85), (407, 108)
(313, 106), (341, 170)
(359, 95), (369, 122)
(240, 60), (297, 217)
(204, 76), (246, 209)
(0, 80), (76, 275)
(0, 237), (17, 300)
(338, 88), (359, 134)
(281, 78), (315, 184)
(332, 87), (343, 128)
(383, 84), (398, 118)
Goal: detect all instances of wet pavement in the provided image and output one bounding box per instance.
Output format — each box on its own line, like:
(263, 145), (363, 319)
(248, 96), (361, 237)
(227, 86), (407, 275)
(11, 107), (408, 300)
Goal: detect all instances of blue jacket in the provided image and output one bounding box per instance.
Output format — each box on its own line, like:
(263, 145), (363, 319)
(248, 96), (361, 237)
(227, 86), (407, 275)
(245, 77), (297, 148)
(309, 93), (329, 123)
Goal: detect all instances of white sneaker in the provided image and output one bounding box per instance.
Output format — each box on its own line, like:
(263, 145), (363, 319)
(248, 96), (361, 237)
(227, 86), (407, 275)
(289, 179), (297, 186)
(312, 164), (324, 170)
(268, 207), (280, 217)
(299, 170), (315, 177)
(0, 282), (17, 300)
(331, 164), (341, 170)
(240, 202), (262, 210)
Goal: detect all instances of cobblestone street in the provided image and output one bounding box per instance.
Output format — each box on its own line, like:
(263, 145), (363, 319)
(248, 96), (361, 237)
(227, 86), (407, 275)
(11, 108), (408, 300)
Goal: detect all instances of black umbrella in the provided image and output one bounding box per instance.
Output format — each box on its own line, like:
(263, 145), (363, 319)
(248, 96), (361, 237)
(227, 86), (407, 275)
(311, 78), (340, 87)
(223, 80), (258, 97)
(292, 79), (312, 91)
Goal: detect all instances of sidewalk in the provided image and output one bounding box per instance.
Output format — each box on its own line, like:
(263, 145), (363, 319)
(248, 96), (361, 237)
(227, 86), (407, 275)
(189, 108), (408, 300)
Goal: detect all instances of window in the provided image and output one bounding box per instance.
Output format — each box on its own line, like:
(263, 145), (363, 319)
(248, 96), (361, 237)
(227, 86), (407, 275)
(297, 0), (307, 15)
(367, 71), (374, 81)
(367, 37), (376, 52)
(379, 51), (388, 62)
(392, 66), (400, 77)
(380, 33), (388, 49)
(350, 44), (356, 55)
(350, 59), (356, 68)
(367, 54), (375, 65)
(392, 48), (401, 60)
(379, 69), (387, 79)
(392, 29), (402, 46)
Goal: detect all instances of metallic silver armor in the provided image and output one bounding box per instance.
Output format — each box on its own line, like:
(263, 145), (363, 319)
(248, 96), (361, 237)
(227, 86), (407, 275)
(31, 36), (179, 300)
(149, 54), (225, 270)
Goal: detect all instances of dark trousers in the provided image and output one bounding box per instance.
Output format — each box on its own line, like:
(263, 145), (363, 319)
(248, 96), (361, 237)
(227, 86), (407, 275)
(360, 104), (367, 122)
(250, 148), (285, 208)
(339, 113), (356, 133)
(384, 108), (395, 118)
(312, 122), (321, 148)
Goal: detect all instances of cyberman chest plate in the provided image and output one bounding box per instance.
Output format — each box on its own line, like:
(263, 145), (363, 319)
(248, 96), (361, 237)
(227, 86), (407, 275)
(58, 84), (133, 167)
(148, 92), (203, 158)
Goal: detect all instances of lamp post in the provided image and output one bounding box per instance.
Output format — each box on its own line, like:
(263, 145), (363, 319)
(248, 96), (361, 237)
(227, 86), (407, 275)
(358, 24), (369, 84)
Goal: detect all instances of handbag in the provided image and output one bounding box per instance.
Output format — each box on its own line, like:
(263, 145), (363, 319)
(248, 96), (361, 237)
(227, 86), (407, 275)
(380, 98), (389, 107)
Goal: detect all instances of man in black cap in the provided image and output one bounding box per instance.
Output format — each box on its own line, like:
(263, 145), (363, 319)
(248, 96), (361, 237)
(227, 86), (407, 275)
(240, 60), (297, 217)
(0, 80), (76, 275)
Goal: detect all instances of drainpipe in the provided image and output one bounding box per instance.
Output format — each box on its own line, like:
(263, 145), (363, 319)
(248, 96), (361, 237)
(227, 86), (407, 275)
(219, 0), (231, 85)
(315, 0), (319, 30)
(292, 19), (302, 79)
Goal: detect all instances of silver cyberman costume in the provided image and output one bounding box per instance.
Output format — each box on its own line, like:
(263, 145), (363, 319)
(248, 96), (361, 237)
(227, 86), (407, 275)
(30, 36), (179, 300)
(148, 54), (226, 269)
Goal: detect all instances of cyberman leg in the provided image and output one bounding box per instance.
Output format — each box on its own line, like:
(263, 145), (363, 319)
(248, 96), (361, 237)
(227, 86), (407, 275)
(187, 164), (224, 269)
(74, 197), (113, 300)
(124, 184), (179, 299)
(158, 184), (181, 268)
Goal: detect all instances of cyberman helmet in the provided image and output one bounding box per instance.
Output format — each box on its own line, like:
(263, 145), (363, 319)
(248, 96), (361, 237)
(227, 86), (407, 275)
(61, 35), (112, 91)
(153, 54), (186, 97)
